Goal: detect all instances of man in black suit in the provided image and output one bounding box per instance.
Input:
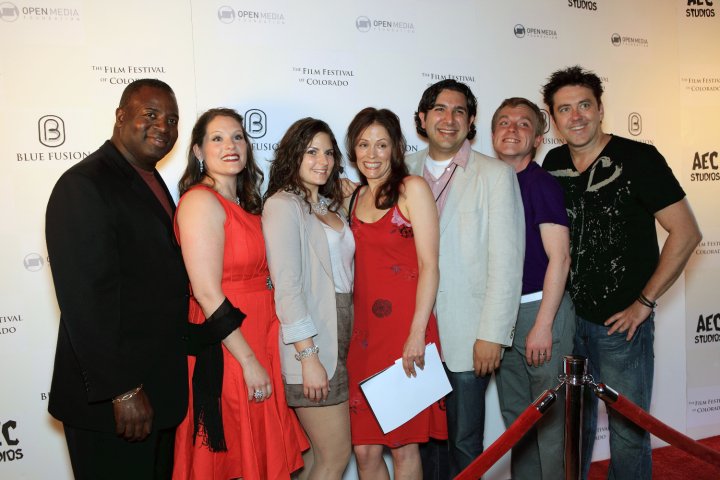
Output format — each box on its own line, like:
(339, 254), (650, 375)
(46, 78), (189, 479)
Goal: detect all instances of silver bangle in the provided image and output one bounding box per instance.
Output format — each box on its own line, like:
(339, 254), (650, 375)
(295, 345), (319, 361)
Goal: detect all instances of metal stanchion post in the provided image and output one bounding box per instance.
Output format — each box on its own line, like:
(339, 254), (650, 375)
(564, 355), (587, 480)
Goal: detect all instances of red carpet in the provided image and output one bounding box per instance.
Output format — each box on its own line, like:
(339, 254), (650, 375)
(588, 435), (720, 479)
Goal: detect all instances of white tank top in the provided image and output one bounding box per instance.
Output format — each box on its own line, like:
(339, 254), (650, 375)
(321, 214), (355, 293)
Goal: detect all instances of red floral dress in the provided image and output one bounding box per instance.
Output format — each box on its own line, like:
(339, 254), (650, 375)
(346, 202), (447, 446)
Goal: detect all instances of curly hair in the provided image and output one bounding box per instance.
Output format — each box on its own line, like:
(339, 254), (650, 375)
(264, 118), (344, 213)
(542, 65), (604, 117)
(346, 107), (408, 210)
(413, 79), (477, 140)
(178, 108), (263, 214)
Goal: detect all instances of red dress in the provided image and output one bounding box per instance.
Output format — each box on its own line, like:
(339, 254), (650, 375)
(347, 202), (447, 447)
(173, 186), (308, 480)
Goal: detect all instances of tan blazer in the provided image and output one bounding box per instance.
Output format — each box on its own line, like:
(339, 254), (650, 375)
(262, 191), (342, 384)
(406, 148), (525, 372)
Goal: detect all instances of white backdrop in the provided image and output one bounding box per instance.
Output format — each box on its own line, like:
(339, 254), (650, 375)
(1, 1), (719, 478)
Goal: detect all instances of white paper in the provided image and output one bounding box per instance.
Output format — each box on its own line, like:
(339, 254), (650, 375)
(359, 343), (452, 434)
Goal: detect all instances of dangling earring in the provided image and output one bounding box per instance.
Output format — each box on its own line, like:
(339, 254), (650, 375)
(198, 157), (204, 173)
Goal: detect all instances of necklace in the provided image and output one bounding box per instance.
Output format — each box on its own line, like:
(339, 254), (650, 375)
(434, 163), (459, 203)
(234, 196), (240, 206)
(310, 198), (328, 215)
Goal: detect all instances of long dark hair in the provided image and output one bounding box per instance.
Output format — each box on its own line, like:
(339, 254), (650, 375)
(346, 107), (408, 210)
(264, 118), (344, 213)
(178, 108), (263, 214)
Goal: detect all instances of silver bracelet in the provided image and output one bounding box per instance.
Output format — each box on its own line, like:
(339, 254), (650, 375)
(295, 345), (320, 361)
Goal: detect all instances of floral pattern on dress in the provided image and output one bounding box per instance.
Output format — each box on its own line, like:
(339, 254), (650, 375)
(391, 208), (414, 238)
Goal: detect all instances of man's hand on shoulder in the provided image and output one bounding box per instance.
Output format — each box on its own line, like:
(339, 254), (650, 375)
(112, 386), (153, 441)
(473, 339), (502, 377)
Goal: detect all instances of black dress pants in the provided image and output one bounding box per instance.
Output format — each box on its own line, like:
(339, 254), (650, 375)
(63, 424), (175, 480)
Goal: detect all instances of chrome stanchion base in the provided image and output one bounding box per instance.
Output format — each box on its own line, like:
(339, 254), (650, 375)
(563, 355), (588, 480)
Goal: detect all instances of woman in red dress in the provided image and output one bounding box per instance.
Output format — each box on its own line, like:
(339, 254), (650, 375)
(345, 108), (447, 479)
(172, 108), (307, 479)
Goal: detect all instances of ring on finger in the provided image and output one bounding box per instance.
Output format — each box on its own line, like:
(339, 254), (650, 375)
(253, 390), (265, 401)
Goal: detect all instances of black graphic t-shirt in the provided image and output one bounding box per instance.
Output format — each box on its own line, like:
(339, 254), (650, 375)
(543, 135), (685, 324)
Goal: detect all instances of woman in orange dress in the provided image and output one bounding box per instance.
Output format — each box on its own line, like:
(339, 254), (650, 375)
(172, 108), (308, 479)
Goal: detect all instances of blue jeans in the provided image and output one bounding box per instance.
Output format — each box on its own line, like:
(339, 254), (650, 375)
(574, 314), (654, 480)
(444, 366), (491, 478)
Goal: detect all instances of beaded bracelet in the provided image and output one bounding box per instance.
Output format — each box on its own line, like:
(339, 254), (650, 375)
(112, 385), (143, 404)
(295, 345), (320, 361)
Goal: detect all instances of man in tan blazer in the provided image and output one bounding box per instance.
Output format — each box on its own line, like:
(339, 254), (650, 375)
(405, 79), (525, 477)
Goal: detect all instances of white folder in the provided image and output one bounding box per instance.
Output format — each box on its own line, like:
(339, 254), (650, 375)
(359, 342), (452, 434)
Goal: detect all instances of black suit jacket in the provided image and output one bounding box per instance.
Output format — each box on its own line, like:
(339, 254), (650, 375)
(46, 140), (189, 432)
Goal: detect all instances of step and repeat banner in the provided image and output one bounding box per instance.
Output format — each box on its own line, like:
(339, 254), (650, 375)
(1, 1), (718, 478)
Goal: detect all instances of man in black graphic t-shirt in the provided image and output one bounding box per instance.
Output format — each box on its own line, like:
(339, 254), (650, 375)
(541, 66), (701, 480)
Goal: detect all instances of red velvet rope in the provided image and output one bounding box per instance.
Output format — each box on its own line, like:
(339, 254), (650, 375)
(608, 394), (720, 468)
(455, 404), (543, 480)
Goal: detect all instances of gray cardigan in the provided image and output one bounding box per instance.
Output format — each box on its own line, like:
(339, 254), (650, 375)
(262, 191), (344, 384)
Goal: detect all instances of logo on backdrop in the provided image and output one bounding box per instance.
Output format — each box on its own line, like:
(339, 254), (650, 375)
(681, 75), (720, 93)
(23, 253), (44, 272)
(513, 23), (557, 40)
(568, 0), (598, 11)
(293, 65), (355, 88)
(695, 240), (720, 257)
(624, 111), (653, 145)
(16, 116), (91, 163)
(690, 150), (720, 182)
(242, 109), (276, 152)
(0, 314), (22, 337)
(354, 15), (415, 34)
(217, 6), (235, 23)
(356, 16), (371, 32)
(0, 2), (19, 22)
(0, 3), (80, 22)
(421, 72), (475, 84)
(0, 420), (22, 462)
(628, 112), (642, 136)
(609, 33), (648, 47)
(90, 64), (167, 85)
(38, 115), (65, 147)
(686, 0), (715, 17)
(216, 7), (285, 24)
(244, 109), (267, 139)
(694, 312), (720, 344)
(540, 109), (551, 134)
(540, 109), (565, 145)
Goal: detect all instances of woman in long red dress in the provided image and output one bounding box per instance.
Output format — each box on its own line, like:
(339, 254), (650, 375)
(172, 108), (308, 479)
(345, 108), (447, 479)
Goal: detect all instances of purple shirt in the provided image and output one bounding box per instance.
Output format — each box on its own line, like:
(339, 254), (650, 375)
(517, 161), (569, 294)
